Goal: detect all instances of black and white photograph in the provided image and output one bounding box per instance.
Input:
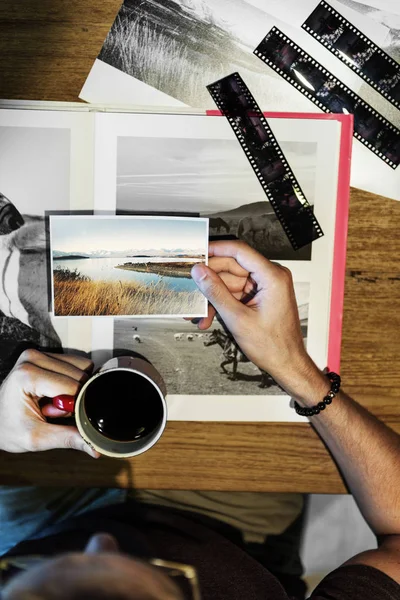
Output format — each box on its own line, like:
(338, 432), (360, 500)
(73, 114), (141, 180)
(0, 121), (73, 383)
(115, 135), (317, 260)
(204, 200), (310, 261)
(113, 282), (309, 396)
(94, 0), (314, 112)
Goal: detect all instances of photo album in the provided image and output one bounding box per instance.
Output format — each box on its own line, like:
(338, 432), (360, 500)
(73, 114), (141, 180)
(0, 102), (351, 422)
(80, 0), (399, 201)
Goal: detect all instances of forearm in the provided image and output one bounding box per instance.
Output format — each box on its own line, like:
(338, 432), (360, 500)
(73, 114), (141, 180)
(293, 369), (400, 537)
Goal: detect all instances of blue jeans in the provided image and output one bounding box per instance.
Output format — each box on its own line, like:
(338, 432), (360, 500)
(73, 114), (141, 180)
(0, 486), (127, 556)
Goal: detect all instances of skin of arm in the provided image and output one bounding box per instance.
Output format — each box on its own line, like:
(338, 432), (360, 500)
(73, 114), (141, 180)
(297, 375), (400, 580)
(193, 240), (400, 585)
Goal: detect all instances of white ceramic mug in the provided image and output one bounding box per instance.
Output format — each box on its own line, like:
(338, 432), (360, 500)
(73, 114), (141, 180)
(53, 356), (167, 458)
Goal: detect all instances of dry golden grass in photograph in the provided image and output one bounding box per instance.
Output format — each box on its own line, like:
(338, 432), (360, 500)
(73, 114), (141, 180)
(53, 268), (203, 316)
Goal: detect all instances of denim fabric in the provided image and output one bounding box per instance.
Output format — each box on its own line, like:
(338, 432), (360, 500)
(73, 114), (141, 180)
(0, 486), (127, 556)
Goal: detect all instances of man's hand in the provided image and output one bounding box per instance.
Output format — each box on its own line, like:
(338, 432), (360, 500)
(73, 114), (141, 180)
(0, 349), (99, 457)
(192, 240), (327, 399)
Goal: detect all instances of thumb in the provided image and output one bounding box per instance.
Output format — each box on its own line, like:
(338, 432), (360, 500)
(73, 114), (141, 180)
(191, 263), (244, 318)
(35, 423), (100, 458)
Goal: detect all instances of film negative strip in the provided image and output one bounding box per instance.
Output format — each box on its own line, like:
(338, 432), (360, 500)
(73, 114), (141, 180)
(254, 28), (400, 169)
(302, 1), (400, 110)
(207, 72), (323, 250)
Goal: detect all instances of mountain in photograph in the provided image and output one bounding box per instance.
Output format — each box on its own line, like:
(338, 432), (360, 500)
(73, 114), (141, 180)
(52, 250), (90, 259)
(53, 247), (205, 259)
(203, 201), (312, 261)
(203, 201), (272, 220)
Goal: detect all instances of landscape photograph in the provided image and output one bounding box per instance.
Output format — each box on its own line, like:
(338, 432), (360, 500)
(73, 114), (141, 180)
(96, 0), (313, 112)
(116, 135), (316, 260)
(203, 201), (312, 260)
(50, 216), (208, 317)
(113, 282), (309, 395)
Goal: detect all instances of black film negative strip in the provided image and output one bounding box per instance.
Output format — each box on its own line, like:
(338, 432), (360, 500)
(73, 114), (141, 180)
(207, 72), (324, 250)
(303, 1), (400, 110)
(254, 27), (400, 169)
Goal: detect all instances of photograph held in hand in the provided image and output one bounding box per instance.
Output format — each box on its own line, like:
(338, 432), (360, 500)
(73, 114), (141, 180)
(50, 215), (208, 318)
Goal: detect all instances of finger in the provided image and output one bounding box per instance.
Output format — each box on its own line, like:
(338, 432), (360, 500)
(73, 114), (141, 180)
(218, 272), (258, 303)
(219, 271), (248, 294)
(41, 404), (72, 418)
(17, 363), (84, 400)
(240, 275), (259, 304)
(16, 349), (90, 384)
(43, 352), (94, 373)
(34, 423), (100, 458)
(197, 284), (247, 329)
(196, 303), (217, 330)
(208, 256), (249, 278)
(191, 264), (245, 319)
(209, 240), (278, 285)
(16, 350), (93, 374)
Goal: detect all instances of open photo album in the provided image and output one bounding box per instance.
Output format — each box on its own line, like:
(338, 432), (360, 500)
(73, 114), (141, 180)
(0, 105), (351, 422)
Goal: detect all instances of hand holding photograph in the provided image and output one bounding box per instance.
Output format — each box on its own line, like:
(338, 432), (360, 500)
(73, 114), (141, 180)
(50, 216), (208, 318)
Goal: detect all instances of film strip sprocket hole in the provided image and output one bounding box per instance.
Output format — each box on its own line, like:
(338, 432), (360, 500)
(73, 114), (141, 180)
(207, 73), (323, 251)
(303, 1), (400, 110)
(254, 28), (400, 169)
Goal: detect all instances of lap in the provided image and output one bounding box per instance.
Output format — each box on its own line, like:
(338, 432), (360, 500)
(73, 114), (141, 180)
(0, 486), (304, 558)
(0, 486), (127, 556)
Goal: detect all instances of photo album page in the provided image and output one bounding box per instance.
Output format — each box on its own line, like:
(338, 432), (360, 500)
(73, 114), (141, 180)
(0, 106), (348, 422)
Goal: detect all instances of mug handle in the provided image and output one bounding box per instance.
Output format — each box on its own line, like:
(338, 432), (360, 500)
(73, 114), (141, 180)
(52, 395), (76, 412)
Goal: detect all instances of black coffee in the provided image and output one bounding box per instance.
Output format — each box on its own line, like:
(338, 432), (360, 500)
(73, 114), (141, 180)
(84, 370), (164, 442)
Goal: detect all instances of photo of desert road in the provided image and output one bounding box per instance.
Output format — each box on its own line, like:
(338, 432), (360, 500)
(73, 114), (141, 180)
(50, 215), (208, 317)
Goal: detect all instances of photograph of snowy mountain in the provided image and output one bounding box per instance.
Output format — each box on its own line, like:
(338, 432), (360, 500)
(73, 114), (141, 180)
(50, 215), (208, 317)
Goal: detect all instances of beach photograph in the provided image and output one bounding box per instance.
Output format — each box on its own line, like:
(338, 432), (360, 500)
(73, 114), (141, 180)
(50, 216), (208, 317)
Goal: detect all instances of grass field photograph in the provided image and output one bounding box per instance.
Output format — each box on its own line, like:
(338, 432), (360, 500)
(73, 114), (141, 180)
(96, 0), (313, 112)
(113, 282), (309, 396)
(50, 215), (208, 317)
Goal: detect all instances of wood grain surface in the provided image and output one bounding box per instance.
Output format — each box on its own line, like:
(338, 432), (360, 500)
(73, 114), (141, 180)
(0, 1), (399, 493)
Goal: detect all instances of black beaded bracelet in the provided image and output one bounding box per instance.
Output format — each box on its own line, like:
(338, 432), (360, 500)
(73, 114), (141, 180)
(294, 372), (341, 416)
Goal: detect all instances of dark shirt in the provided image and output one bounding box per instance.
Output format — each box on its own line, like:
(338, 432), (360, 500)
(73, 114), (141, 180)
(4, 501), (400, 600)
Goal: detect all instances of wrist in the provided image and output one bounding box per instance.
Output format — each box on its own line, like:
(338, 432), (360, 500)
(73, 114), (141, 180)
(276, 361), (331, 405)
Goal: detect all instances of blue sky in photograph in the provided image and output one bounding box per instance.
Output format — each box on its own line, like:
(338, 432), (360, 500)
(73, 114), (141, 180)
(51, 216), (207, 253)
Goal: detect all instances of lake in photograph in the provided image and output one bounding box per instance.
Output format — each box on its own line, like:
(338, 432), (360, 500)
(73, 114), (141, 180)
(52, 257), (199, 292)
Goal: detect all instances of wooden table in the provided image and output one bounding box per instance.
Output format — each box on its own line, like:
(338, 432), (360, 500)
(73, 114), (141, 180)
(0, 0), (399, 493)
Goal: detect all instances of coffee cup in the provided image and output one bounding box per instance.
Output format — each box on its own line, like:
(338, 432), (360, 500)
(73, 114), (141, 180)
(53, 356), (167, 458)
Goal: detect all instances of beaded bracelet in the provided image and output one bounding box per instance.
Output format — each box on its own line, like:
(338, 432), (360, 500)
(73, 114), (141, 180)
(294, 372), (341, 416)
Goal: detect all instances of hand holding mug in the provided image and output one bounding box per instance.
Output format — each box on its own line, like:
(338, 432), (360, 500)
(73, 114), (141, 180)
(53, 356), (167, 459)
(0, 349), (99, 457)
(192, 240), (327, 400)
